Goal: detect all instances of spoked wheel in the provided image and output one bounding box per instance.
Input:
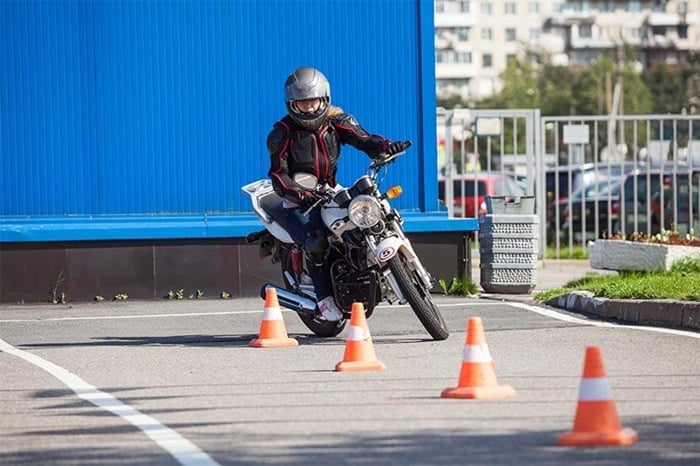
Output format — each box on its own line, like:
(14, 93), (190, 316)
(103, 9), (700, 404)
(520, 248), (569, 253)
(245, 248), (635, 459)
(388, 254), (449, 341)
(280, 246), (346, 338)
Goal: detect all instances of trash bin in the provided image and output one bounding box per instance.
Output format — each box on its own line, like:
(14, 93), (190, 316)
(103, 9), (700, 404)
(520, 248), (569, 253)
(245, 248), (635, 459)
(479, 196), (539, 294)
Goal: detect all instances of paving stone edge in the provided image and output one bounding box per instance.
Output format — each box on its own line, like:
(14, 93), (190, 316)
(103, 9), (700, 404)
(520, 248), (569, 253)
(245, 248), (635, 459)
(545, 291), (700, 331)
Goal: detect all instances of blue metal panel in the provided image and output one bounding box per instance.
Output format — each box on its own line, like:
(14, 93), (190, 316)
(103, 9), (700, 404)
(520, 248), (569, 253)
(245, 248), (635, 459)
(1, 0), (449, 241)
(0, 213), (478, 242)
(1, 2), (98, 216)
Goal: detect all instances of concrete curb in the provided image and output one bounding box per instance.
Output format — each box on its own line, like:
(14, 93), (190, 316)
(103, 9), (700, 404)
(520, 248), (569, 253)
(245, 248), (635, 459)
(545, 291), (700, 331)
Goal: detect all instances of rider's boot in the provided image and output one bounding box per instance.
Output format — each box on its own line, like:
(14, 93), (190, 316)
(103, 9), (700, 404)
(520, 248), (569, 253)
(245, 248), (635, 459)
(318, 296), (343, 321)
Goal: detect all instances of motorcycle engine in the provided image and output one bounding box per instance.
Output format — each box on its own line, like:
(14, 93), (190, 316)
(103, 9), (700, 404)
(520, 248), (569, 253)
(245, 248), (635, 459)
(330, 259), (379, 316)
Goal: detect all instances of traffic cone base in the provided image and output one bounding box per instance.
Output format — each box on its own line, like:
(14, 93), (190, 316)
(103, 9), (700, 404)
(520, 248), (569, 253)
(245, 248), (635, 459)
(334, 302), (384, 372)
(441, 317), (515, 400)
(249, 333), (299, 348)
(558, 346), (638, 447)
(558, 427), (639, 447)
(441, 384), (516, 399)
(335, 359), (386, 372)
(249, 288), (299, 348)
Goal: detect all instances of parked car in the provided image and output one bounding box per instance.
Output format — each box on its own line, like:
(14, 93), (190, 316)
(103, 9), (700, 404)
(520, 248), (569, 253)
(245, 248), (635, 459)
(545, 162), (638, 242)
(438, 173), (524, 218)
(549, 178), (623, 242)
(545, 162), (638, 205)
(613, 169), (700, 236)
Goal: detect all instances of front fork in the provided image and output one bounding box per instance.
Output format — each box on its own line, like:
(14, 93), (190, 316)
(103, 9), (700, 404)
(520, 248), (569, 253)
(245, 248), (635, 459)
(370, 223), (434, 301)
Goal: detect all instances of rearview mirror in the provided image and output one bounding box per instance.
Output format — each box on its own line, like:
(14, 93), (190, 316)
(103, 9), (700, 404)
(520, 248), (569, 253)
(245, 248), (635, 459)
(293, 173), (318, 190)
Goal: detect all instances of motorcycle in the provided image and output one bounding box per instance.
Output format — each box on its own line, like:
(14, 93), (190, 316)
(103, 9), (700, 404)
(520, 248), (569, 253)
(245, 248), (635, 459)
(242, 141), (449, 341)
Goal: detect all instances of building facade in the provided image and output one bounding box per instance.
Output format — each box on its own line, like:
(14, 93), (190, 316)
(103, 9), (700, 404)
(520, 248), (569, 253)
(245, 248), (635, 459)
(435, 0), (700, 102)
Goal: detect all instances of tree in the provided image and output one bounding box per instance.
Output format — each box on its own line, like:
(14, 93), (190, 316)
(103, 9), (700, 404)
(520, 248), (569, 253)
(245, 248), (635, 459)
(642, 63), (682, 114)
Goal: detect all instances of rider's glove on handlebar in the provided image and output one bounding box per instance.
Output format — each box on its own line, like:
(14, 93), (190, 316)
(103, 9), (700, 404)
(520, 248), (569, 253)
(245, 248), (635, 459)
(298, 193), (320, 211)
(383, 141), (404, 156)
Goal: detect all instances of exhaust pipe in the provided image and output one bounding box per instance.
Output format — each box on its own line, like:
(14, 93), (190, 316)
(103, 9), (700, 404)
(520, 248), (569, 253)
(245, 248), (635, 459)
(260, 283), (317, 316)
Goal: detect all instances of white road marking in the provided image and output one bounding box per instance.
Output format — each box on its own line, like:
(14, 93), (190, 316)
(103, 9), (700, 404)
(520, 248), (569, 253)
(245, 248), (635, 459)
(0, 337), (221, 466)
(1, 299), (696, 339)
(0, 310), (261, 323)
(506, 301), (700, 339)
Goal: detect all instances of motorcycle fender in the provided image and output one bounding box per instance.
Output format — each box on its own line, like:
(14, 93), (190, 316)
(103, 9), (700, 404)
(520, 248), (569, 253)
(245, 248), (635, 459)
(375, 236), (408, 264)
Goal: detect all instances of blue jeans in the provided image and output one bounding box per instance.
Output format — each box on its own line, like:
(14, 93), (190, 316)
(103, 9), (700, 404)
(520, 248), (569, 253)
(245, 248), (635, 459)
(284, 207), (333, 300)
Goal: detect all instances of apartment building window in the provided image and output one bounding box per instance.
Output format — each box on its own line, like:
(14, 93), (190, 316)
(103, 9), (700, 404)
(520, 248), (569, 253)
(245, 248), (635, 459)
(455, 51), (473, 64)
(679, 25), (688, 39)
(596, 1), (614, 12)
(481, 28), (492, 40)
(480, 2), (492, 15)
(437, 79), (470, 97)
(528, 2), (539, 14)
(627, 1), (641, 13)
(436, 27), (470, 43)
(505, 2), (516, 15)
(483, 53), (493, 67)
(436, 50), (473, 64)
(457, 27), (469, 41)
(579, 24), (592, 38)
(626, 27), (642, 41)
(505, 28), (516, 41)
(529, 28), (540, 40)
(436, 1), (471, 14)
(678, 2), (688, 14)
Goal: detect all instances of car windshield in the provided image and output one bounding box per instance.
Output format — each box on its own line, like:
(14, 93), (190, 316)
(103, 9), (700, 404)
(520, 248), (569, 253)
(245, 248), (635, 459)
(569, 179), (620, 200)
(438, 176), (523, 198)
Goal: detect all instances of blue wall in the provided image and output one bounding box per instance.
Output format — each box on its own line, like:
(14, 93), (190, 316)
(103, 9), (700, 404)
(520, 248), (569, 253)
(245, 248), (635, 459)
(1, 1), (457, 241)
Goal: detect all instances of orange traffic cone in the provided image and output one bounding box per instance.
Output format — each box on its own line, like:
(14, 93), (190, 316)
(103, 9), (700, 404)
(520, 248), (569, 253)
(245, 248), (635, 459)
(249, 288), (299, 348)
(334, 302), (385, 372)
(441, 317), (515, 399)
(558, 346), (638, 447)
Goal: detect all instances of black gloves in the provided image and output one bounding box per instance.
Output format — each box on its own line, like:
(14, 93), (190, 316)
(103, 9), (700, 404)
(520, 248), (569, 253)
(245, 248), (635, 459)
(298, 193), (321, 211)
(383, 141), (404, 156)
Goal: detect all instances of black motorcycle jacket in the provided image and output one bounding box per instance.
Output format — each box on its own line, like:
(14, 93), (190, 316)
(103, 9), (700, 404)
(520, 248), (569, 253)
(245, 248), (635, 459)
(267, 108), (391, 204)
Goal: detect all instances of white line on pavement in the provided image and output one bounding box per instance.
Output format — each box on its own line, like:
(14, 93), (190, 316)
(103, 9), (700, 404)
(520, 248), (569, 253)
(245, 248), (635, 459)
(506, 301), (700, 339)
(0, 302), (476, 323)
(0, 310), (261, 323)
(0, 337), (221, 466)
(2, 300), (695, 338)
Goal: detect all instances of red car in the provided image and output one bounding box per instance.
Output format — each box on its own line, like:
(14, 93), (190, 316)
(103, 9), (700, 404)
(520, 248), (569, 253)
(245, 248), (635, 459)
(438, 173), (524, 218)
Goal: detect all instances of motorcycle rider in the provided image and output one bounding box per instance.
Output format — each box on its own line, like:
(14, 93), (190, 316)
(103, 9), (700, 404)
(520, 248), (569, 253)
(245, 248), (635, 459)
(267, 66), (404, 321)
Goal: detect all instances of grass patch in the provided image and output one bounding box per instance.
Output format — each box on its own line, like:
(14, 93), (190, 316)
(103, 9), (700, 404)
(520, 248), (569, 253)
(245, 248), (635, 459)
(439, 275), (478, 296)
(534, 256), (700, 302)
(545, 245), (589, 260)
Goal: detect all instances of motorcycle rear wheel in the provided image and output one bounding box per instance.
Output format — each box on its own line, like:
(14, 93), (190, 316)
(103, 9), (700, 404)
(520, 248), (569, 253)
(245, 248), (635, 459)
(280, 246), (346, 338)
(388, 254), (449, 341)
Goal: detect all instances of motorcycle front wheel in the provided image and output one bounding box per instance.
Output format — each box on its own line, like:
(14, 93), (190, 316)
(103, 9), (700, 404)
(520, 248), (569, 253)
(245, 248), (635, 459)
(388, 254), (449, 341)
(280, 246), (347, 338)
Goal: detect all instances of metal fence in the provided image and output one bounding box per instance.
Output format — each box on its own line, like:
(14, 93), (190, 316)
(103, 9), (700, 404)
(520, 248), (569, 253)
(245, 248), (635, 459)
(438, 109), (700, 258)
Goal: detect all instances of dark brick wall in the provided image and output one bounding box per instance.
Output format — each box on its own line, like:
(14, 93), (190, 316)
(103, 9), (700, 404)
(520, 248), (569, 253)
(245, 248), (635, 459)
(0, 233), (470, 304)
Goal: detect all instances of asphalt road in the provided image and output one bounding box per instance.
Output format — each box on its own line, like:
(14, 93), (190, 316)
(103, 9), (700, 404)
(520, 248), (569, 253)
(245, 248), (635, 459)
(1, 297), (698, 466)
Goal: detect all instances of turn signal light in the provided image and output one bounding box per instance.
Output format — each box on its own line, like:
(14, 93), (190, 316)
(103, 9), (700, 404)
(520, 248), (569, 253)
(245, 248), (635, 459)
(385, 186), (403, 199)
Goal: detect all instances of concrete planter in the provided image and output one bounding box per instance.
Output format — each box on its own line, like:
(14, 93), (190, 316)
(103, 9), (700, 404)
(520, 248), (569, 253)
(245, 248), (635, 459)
(589, 239), (700, 272)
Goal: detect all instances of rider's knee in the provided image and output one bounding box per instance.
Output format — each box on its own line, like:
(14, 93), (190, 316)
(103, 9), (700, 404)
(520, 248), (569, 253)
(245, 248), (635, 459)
(305, 233), (327, 266)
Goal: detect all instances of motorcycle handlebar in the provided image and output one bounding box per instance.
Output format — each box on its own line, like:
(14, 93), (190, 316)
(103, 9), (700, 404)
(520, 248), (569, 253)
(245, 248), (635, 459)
(300, 140), (412, 214)
(371, 140), (412, 169)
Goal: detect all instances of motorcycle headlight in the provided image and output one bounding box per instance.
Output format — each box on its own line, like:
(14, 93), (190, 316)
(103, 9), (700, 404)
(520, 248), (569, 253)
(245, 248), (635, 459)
(348, 195), (382, 228)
